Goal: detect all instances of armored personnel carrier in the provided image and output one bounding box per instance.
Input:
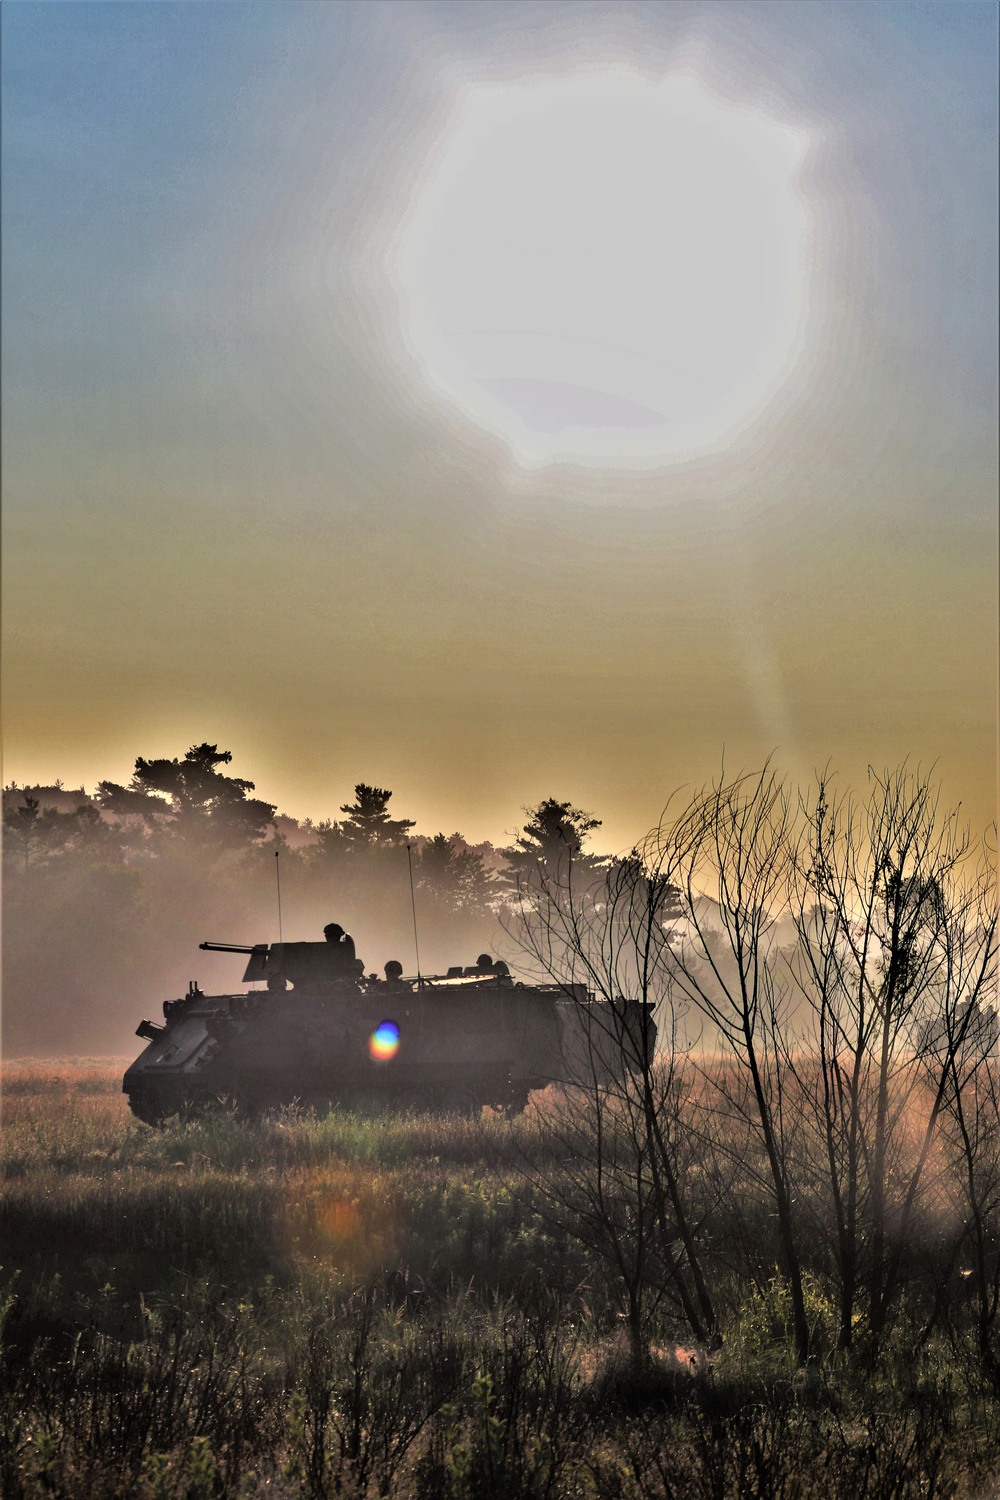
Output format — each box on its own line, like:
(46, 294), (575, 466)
(122, 927), (655, 1124)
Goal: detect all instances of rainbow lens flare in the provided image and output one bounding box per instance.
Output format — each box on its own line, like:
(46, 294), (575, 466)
(368, 1021), (400, 1062)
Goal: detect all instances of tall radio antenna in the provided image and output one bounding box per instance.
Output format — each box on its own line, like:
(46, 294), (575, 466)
(406, 843), (423, 986)
(274, 849), (283, 943)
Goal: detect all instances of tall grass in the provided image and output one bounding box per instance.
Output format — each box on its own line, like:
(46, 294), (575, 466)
(2, 1061), (998, 1498)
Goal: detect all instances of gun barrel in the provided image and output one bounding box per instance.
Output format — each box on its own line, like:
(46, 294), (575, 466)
(199, 941), (268, 954)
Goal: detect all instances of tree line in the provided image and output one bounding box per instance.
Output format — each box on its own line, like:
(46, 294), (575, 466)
(2, 742), (604, 1054)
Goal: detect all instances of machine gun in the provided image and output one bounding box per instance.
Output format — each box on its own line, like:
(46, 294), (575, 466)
(199, 942), (268, 954)
(200, 940), (271, 984)
(199, 937), (362, 987)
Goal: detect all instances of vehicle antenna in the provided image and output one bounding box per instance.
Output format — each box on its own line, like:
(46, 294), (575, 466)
(406, 843), (423, 986)
(274, 849), (283, 943)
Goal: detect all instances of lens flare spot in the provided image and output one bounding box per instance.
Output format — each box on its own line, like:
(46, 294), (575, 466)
(319, 1198), (362, 1244)
(369, 1021), (400, 1061)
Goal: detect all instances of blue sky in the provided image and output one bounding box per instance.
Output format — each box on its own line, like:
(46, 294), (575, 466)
(3, 1), (997, 844)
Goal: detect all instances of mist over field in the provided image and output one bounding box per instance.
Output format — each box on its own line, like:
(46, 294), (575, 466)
(3, 744), (530, 1057)
(4, 740), (995, 1064)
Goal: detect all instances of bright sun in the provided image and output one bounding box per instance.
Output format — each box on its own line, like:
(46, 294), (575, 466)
(392, 71), (813, 468)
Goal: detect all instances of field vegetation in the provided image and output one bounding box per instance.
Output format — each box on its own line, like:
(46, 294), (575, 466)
(2, 1056), (998, 1499)
(4, 759), (999, 1496)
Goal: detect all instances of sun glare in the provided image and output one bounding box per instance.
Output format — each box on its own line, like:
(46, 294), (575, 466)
(392, 71), (813, 468)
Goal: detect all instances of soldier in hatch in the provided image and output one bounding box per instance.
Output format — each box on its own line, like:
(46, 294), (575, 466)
(323, 922), (357, 965)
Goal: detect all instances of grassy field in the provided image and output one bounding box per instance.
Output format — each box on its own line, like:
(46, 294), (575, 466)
(3, 1061), (999, 1499)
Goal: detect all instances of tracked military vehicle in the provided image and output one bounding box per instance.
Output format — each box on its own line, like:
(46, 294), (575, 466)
(122, 928), (655, 1124)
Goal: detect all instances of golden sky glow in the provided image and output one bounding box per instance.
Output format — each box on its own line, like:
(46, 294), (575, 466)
(2, 2), (997, 850)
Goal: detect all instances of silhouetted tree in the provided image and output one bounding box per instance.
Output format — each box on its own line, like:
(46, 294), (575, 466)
(3, 791), (122, 873)
(414, 834), (498, 912)
(507, 842), (717, 1362)
(338, 784), (415, 850)
(503, 798), (604, 889)
(648, 766), (811, 1363)
(938, 1004), (1000, 1388)
(3, 794), (43, 875)
(97, 743), (275, 849)
(789, 768), (999, 1354)
(309, 818), (352, 863)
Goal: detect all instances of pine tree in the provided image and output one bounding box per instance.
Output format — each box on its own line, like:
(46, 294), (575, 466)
(338, 784), (415, 849)
(415, 833), (498, 911)
(96, 743), (275, 847)
(503, 798), (604, 887)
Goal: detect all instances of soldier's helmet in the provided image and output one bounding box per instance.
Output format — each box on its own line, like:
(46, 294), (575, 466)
(324, 923), (345, 943)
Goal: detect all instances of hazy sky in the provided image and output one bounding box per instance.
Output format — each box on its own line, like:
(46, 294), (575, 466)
(3, 0), (997, 850)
